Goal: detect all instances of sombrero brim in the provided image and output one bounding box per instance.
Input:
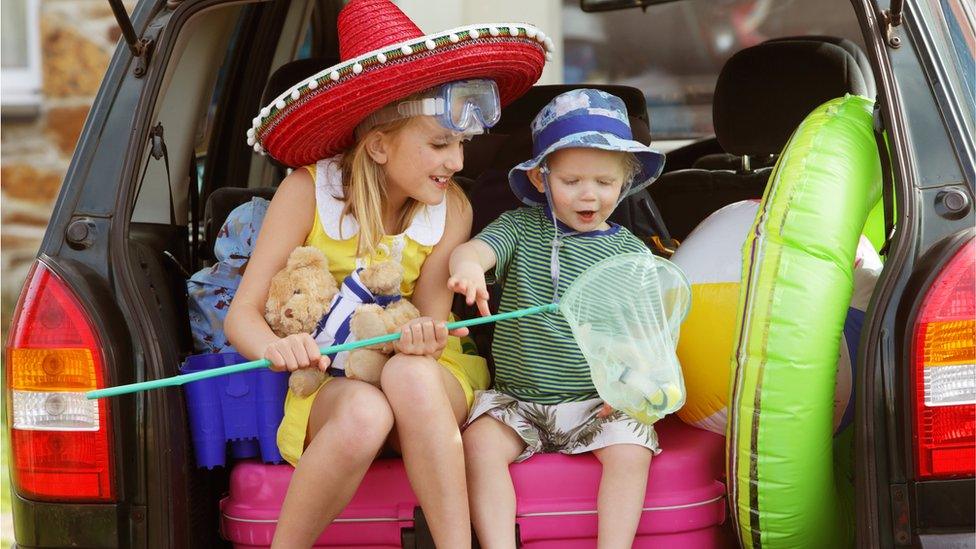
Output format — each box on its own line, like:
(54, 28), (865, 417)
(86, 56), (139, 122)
(250, 24), (550, 168)
(508, 132), (666, 207)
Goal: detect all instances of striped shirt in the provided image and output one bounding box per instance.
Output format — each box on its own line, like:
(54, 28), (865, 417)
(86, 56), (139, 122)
(476, 206), (650, 403)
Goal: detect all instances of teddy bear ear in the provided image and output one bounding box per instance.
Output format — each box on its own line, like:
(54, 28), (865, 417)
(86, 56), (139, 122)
(286, 246), (329, 271)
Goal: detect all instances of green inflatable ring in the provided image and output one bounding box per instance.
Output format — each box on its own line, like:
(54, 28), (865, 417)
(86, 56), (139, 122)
(727, 95), (881, 548)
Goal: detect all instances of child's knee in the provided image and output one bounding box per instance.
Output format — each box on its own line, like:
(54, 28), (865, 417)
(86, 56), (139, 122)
(380, 354), (443, 403)
(594, 443), (653, 469)
(462, 418), (520, 463)
(326, 388), (394, 448)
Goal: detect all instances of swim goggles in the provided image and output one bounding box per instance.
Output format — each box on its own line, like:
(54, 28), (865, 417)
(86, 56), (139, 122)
(357, 79), (502, 136)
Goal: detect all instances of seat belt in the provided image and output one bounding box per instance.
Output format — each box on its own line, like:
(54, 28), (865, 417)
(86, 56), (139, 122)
(638, 196), (678, 256)
(188, 154), (200, 269)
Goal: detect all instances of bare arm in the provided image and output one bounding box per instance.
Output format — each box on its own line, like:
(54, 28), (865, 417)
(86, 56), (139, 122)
(447, 239), (497, 317)
(393, 191), (474, 358)
(224, 168), (324, 371)
(412, 191), (474, 321)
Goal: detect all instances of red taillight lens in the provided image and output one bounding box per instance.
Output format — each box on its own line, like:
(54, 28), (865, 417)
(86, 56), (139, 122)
(912, 237), (976, 479)
(5, 261), (115, 501)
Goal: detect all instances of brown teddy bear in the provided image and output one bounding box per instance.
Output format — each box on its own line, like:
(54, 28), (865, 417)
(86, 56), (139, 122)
(265, 247), (339, 397)
(265, 247), (421, 395)
(344, 261), (421, 385)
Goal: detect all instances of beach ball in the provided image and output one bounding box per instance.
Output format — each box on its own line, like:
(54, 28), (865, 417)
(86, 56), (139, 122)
(671, 200), (882, 436)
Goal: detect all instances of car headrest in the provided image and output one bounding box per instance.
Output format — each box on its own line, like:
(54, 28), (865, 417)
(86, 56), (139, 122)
(713, 41), (869, 156)
(492, 84), (650, 133)
(261, 57), (339, 106)
(764, 35), (876, 98)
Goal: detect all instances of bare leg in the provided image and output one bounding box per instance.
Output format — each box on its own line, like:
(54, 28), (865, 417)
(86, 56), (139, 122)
(381, 354), (472, 548)
(271, 379), (394, 548)
(462, 416), (526, 549)
(592, 444), (653, 549)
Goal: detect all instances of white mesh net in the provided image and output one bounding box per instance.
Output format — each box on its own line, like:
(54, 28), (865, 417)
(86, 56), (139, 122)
(559, 252), (691, 425)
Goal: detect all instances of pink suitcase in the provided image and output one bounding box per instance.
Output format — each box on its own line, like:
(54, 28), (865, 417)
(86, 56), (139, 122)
(220, 417), (728, 548)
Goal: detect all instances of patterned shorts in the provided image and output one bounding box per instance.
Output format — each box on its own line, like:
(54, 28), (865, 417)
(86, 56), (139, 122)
(465, 390), (661, 463)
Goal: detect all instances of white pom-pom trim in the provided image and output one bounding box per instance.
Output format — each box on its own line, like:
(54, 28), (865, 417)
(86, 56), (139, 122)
(290, 89), (300, 100)
(545, 51), (553, 61)
(449, 33), (459, 43)
(275, 99), (286, 110)
(330, 70), (340, 81)
(260, 107), (270, 117)
(352, 63), (363, 74)
(544, 37), (554, 51)
(489, 27), (499, 37)
(469, 29), (480, 39)
(525, 27), (537, 39)
(401, 45), (412, 55)
(377, 52), (387, 63)
(508, 26), (519, 36)
(425, 39), (436, 50)
(308, 79), (318, 89)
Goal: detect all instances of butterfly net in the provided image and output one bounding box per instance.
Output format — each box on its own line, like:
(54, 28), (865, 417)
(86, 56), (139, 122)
(559, 252), (691, 425)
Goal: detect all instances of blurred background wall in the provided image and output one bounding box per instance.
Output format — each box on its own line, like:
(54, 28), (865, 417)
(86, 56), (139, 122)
(0, 0), (560, 327)
(1, 0), (133, 326)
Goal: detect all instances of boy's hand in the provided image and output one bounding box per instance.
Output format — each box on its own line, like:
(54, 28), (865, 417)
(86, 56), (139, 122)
(447, 265), (491, 317)
(596, 402), (615, 418)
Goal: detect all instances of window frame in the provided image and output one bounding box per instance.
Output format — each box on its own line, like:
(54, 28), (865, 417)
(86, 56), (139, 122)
(1, 0), (43, 115)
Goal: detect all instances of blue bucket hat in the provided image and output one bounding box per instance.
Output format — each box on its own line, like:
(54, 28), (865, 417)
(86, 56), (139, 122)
(508, 88), (666, 206)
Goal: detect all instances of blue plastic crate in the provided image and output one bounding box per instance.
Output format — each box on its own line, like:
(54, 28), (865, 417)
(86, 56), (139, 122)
(181, 353), (289, 469)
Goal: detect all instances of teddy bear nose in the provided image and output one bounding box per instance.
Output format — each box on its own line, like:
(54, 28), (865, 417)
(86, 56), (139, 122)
(284, 308), (294, 318)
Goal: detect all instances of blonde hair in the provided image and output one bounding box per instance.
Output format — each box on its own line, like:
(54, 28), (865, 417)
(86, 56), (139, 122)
(338, 116), (467, 257)
(618, 151), (643, 185)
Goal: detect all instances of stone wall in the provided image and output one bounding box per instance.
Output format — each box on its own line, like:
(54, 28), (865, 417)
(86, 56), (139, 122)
(1, 0), (127, 323)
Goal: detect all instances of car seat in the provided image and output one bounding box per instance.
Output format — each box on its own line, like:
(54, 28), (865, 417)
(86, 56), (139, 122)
(649, 39), (872, 241)
(692, 35), (876, 172)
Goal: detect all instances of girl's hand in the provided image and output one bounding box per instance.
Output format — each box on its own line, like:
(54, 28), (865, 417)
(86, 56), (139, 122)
(263, 333), (329, 373)
(447, 265), (491, 317)
(596, 402), (615, 419)
(394, 317), (453, 358)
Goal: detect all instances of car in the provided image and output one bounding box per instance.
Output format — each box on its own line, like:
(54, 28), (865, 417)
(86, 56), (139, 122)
(4, 0), (973, 547)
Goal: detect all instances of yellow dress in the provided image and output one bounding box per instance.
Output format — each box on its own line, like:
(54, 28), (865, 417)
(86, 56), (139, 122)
(276, 157), (490, 466)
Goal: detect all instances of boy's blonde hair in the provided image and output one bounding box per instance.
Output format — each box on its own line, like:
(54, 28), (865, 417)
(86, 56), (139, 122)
(338, 115), (466, 257)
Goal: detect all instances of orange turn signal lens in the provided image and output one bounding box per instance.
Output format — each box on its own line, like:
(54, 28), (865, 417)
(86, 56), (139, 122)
(8, 349), (98, 391)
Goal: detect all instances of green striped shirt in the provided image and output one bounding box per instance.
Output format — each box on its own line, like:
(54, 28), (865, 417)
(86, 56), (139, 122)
(476, 206), (650, 403)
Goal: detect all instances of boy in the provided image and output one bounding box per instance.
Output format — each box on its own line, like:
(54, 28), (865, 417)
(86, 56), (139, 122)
(448, 89), (667, 549)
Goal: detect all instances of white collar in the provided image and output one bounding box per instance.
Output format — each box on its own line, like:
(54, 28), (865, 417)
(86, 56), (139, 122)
(314, 157), (446, 246)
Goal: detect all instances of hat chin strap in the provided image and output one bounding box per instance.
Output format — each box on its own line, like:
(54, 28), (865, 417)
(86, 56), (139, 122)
(541, 163), (577, 304)
(541, 163), (633, 304)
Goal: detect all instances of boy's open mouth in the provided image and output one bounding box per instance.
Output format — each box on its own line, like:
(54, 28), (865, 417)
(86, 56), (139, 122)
(576, 210), (596, 222)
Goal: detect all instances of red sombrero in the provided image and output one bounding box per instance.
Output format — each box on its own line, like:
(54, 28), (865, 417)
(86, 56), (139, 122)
(247, 0), (551, 168)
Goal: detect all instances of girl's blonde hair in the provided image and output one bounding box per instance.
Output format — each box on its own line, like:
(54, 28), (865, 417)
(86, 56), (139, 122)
(338, 115), (467, 256)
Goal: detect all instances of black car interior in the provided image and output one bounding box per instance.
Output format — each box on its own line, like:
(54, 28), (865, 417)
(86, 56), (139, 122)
(649, 36), (875, 241)
(173, 34), (879, 380)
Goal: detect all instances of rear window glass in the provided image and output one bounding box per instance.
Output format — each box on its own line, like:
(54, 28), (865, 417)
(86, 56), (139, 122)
(562, 0), (865, 140)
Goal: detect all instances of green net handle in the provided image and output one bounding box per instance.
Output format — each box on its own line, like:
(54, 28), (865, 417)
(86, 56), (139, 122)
(86, 303), (558, 399)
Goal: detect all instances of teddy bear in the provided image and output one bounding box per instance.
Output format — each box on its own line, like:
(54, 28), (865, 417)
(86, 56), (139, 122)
(265, 246), (340, 397)
(344, 261), (421, 385)
(265, 247), (421, 396)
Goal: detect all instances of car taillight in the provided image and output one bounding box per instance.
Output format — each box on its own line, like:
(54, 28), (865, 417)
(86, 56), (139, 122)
(911, 237), (976, 479)
(4, 261), (116, 502)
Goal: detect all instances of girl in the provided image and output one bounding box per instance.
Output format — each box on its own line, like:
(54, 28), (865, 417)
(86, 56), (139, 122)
(224, 1), (549, 546)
